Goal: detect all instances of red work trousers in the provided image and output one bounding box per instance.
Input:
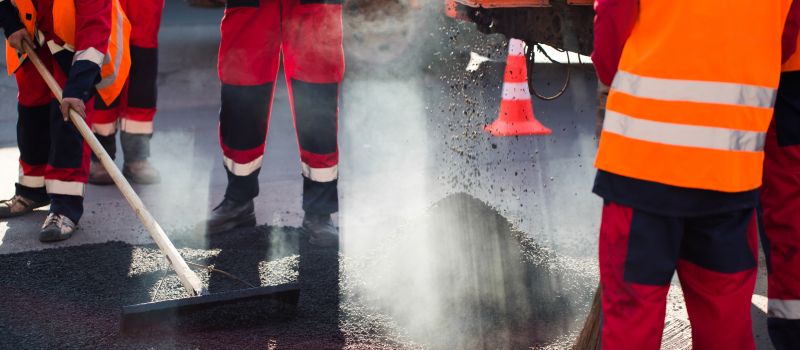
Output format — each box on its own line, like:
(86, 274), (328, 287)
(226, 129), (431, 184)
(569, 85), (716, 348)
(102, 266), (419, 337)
(599, 202), (758, 350)
(218, 0), (344, 214)
(759, 71), (800, 350)
(93, 0), (163, 140)
(15, 45), (95, 223)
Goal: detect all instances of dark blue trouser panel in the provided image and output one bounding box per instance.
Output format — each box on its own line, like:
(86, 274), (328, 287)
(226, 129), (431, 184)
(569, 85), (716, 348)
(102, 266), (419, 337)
(599, 202), (758, 350)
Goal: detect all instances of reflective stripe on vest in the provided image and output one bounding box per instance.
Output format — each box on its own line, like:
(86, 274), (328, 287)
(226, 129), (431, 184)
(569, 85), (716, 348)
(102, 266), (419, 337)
(4, 0), (131, 105)
(595, 0), (791, 193)
(603, 110), (767, 153)
(52, 0), (131, 105)
(95, 1), (129, 103)
(612, 71), (776, 109)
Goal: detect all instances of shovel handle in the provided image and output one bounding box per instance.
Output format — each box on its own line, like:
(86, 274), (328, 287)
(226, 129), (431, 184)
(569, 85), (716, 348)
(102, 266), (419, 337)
(22, 42), (206, 297)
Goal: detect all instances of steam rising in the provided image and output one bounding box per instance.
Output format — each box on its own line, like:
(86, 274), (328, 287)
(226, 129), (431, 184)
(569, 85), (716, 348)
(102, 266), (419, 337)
(338, 1), (597, 348)
(34, 1), (601, 347)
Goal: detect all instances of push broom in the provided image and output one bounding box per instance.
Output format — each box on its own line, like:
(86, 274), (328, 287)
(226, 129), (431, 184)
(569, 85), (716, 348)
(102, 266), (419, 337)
(22, 42), (300, 332)
(572, 82), (609, 350)
(573, 286), (601, 349)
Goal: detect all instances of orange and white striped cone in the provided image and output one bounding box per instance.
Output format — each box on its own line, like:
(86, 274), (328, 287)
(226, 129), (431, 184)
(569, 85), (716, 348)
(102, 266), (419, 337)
(484, 38), (552, 136)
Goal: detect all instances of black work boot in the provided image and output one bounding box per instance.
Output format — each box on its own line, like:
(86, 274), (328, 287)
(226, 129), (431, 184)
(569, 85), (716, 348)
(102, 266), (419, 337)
(39, 213), (77, 242)
(89, 133), (117, 185)
(0, 194), (50, 218)
(121, 132), (161, 184)
(88, 160), (114, 185)
(303, 213), (339, 247)
(205, 198), (256, 235)
(123, 160), (161, 184)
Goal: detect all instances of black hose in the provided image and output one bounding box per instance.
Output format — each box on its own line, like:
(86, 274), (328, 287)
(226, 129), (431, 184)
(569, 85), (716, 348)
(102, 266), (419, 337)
(526, 42), (577, 101)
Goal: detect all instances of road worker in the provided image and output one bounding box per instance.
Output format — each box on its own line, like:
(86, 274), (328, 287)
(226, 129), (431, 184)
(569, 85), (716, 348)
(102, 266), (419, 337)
(0, 0), (130, 242)
(89, 0), (164, 185)
(592, 0), (799, 348)
(204, 0), (344, 247)
(760, 29), (800, 350)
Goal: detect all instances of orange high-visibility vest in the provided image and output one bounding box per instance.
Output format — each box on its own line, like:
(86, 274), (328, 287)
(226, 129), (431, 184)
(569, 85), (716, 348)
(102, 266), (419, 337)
(4, 0), (131, 105)
(4, 0), (39, 75)
(783, 33), (800, 72)
(595, 0), (792, 193)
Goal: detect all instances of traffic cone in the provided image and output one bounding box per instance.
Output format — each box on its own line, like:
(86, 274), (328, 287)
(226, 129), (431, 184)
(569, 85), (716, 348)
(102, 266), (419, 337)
(484, 38), (552, 136)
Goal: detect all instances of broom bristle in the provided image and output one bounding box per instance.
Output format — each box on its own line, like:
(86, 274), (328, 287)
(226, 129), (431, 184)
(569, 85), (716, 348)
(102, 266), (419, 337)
(573, 286), (602, 350)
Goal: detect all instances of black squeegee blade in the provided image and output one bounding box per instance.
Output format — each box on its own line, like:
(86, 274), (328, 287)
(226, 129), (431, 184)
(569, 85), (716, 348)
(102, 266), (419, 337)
(121, 283), (300, 333)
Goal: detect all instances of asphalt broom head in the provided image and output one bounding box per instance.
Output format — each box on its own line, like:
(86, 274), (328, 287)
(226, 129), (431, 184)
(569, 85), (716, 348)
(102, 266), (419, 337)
(573, 286), (602, 350)
(121, 283), (301, 333)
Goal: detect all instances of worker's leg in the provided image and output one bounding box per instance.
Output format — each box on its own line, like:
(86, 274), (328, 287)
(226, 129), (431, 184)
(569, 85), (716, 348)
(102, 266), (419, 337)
(207, 0), (281, 233)
(218, 0), (281, 202)
(41, 55), (95, 241)
(0, 48), (54, 218)
(118, 0), (164, 184)
(282, 0), (344, 245)
(598, 202), (682, 350)
(761, 71), (800, 349)
(91, 96), (121, 160)
(677, 209), (758, 350)
(88, 92), (122, 185)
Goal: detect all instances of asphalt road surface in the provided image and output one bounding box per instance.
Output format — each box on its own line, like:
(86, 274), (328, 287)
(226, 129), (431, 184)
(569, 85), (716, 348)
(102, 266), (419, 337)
(0, 0), (775, 349)
(0, 194), (593, 349)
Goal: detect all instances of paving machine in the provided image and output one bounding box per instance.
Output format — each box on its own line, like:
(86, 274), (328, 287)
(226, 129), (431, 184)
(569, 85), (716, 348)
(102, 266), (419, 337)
(452, 0), (595, 56)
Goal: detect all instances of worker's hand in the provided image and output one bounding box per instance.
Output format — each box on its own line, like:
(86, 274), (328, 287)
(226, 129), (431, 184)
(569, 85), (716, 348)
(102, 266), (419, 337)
(60, 98), (86, 122)
(596, 82), (610, 138)
(7, 28), (33, 52)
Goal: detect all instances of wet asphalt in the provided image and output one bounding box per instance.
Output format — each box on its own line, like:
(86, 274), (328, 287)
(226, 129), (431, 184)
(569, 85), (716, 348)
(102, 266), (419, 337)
(0, 225), (342, 349)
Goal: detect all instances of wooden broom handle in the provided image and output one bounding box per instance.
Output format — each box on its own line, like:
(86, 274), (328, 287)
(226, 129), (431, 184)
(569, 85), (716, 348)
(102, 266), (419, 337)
(22, 41), (206, 297)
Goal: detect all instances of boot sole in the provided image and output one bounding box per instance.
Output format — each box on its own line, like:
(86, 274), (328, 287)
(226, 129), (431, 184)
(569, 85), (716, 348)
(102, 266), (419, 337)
(206, 213), (257, 235)
(308, 236), (339, 247)
(123, 168), (161, 185)
(89, 163), (116, 185)
(39, 227), (77, 243)
(303, 226), (340, 248)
